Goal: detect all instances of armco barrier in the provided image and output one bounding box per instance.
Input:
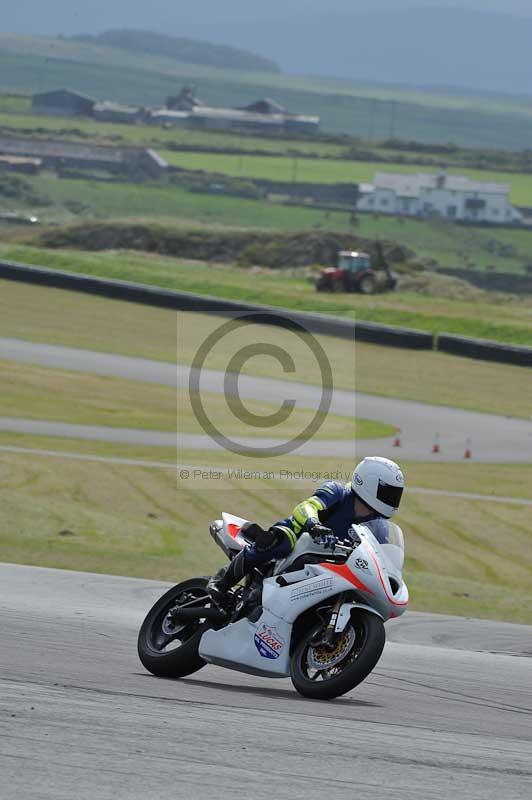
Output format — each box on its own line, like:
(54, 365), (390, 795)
(0, 260), (434, 349)
(352, 320), (432, 349)
(438, 333), (532, 367)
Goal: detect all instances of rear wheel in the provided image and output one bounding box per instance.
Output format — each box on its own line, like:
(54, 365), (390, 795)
(290, 609), (385, 700)
(358, 273), (377, 294)
(137, 577), (213, 678)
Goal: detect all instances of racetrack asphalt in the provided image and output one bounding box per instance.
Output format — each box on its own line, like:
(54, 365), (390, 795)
(1, 563), (531, 800)
(1, 337), (532, 462)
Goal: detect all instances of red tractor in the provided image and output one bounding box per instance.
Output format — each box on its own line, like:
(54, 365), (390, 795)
(316, 244), (397, 295)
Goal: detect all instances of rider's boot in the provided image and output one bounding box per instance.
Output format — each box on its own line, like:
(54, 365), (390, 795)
(207, 549), (248, 608)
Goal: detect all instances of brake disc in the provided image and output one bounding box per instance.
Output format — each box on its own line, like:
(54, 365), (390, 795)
(162, 608), (186, 636)
(307, 626), (356, 670)
(161, 592), (196, 636)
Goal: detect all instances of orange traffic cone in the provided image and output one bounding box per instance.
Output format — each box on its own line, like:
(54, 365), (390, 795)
(393, 429), (401, 447)
(431, 433), (440, 454)
(464, 437), (472, 459)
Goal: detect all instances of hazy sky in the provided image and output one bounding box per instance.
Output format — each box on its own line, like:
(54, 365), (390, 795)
(2, 1), (532, 37)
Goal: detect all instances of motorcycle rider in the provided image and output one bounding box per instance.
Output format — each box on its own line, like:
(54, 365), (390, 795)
(207, 456), (405, 607)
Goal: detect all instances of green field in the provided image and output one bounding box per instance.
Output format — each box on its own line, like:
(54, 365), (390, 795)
(2, 95), (532, 176)
(162, 151), (532, 205)
(3, 174), (532, 275)
(354, 216), (532, 274)
(2, 243), (531, 346)
(2, 79), (532, 288)
(2, 34), (532, 149)
(10, 176), (347, 229)
(2, 96), (532, 202)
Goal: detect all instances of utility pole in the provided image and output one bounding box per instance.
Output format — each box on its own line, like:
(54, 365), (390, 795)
(368, 99), (376, 142)
(389, 100), (397, 140)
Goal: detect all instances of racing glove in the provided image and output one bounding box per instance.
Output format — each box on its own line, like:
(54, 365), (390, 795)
(307, 521), (336, 550)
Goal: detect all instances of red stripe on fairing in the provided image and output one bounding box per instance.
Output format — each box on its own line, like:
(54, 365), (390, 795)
(369, 551), (409, 607)
(227, 523), (241, 539)
(321, 562), (374, 595)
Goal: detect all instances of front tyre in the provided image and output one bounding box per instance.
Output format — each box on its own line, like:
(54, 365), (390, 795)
(137, 577), (212, 679)
(290, 610), (385, 700)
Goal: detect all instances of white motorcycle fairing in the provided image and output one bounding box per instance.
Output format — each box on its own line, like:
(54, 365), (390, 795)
(199, 514), (409, 678)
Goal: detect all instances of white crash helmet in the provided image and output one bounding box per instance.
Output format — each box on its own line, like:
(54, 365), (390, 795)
(351, 456), (404, 518)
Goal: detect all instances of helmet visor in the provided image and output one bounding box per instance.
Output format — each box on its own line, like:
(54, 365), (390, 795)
(376, 480), (403, 510)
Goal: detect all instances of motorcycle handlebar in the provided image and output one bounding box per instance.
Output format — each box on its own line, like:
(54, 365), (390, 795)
(332, 542), (354, 554)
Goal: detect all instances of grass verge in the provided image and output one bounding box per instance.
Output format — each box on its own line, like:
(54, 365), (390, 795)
(0, 360), (393, 440)
(0, 440), (530, 624)
(176, 310), (532, 417)
(2, 244), (532, 343)
(1, 280), (531, 419)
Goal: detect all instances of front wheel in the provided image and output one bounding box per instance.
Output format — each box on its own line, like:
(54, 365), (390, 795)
(290, 610), (385, 700)
(137, 577), (213, 679)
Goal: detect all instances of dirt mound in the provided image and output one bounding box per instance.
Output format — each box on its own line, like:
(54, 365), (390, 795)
(35, 222), (414, 269)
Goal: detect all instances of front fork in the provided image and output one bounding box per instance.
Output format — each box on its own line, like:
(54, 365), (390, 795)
(311, 593), (345, 650)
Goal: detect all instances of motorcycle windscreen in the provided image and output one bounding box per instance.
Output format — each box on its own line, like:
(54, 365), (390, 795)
(364, 519), (405, 549)
(364, 517), (390, 544)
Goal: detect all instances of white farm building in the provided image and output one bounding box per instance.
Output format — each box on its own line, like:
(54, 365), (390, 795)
(357, 170), (522, 225)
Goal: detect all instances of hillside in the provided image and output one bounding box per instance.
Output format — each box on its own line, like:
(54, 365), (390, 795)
(71, 29), (280, 74)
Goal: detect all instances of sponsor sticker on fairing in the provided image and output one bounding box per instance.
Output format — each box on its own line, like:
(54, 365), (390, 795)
(290, 576), (333, 601)
(254, 624), (285, 659)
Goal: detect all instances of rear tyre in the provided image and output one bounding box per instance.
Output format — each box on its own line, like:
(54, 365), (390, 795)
(137, 577), (213, 679)
(358, 273), (377, 295)
(290, 609), (385, 700)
